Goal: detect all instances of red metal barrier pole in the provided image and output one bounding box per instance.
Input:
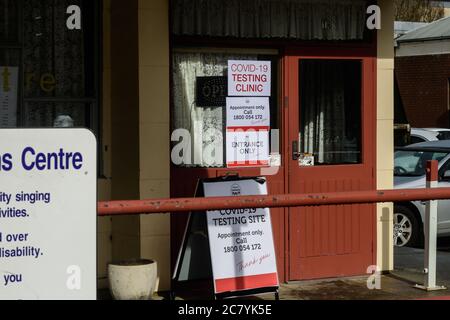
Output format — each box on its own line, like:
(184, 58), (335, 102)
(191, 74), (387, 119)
(98, 187), (450, 216)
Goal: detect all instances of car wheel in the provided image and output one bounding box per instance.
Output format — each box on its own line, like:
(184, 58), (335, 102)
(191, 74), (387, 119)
(393, 205), (423, 247)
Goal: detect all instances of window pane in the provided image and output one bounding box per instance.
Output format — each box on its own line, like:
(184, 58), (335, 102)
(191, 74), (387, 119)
(299, 59), (362, 165)
(0, 51), (20, 128)
(172, 52), (278, 168)
(0, 48), (20, 65)
(0, 0), (19, 42)
(23, 102), (88, 128)
(394, 151), (447, 177)
(410, 136), (425, 144)
(23, 0), (88, 98)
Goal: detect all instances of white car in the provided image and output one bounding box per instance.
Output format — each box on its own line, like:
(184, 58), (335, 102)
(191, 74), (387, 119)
(410, 128), (450, 144)
(394, 140), (450, 247)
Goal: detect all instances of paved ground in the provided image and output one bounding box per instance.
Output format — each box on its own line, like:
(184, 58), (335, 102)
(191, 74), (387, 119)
(99, 237), (450, 300)
(273, 274), (449, 300)
(266, 237), (450, 300)
(264, 237), (450, 300)
(152, 272), (450, 300)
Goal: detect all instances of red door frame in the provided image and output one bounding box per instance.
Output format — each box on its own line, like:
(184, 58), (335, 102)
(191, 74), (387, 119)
(282, 47), (377, 280)
(170, 44), (377, 284)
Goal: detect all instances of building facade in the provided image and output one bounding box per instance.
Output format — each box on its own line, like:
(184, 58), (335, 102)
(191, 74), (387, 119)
(396, 16), (450, 128)
(0, 0), (394, 292)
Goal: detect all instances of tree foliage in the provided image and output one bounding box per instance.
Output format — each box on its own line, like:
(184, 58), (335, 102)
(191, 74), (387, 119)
(395, 0), (444, 22)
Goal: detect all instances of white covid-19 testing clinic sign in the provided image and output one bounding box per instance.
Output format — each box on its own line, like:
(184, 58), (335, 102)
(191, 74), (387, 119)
(0, 129), (97, 300)
(227, 60), (271, 97)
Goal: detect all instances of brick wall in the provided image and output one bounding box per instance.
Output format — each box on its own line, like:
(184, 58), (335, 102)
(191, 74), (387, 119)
(395, 54), (450, 128)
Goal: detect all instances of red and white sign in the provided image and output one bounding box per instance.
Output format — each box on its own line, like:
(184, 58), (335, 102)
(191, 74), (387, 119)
(225, 97), (270, 168)
(226, 129), (269, 168)
(228, 60), (271, 97)
(203, 178), (279, 294)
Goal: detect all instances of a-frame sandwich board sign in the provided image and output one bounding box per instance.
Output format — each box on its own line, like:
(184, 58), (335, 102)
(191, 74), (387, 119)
(171, 176), (279, 300)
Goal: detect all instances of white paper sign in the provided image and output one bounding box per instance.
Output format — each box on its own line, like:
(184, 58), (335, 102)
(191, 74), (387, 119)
(0, 67), (18, 127)
(0, 129), (97, 300)
(226, 97), (270, 128)
(228, 60), (271, 97)
(226, 130), (269, 167)
(299, 153), (315, 166)
(204, 178), (278, 294)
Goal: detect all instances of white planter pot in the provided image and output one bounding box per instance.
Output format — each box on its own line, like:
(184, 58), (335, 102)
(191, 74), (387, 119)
(108, 259), (157, 300)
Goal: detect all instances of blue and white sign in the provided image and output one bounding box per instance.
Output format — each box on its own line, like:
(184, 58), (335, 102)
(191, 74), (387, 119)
(0, 129), (97, 300)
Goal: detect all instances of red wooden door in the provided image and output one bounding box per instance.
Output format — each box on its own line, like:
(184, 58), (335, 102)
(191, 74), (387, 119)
(284, 51), (377, 280)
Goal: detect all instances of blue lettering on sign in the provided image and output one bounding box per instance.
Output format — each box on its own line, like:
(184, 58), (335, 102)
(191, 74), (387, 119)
(0, 147), (84, 172)
(0, 153), (12, 171)
(3, 273), (22, 286)
(21, 147), (83, 171)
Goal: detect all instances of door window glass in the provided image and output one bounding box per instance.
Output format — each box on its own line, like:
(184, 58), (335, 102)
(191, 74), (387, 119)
(299, 59), (362, 165)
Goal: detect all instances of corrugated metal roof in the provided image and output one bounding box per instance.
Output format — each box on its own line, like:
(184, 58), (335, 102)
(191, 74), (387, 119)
(394, 21), (429, 39)
(397, 16), (450, 42)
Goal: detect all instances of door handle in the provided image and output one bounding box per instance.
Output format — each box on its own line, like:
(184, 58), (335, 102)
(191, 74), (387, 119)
(292, 141), (301, 160)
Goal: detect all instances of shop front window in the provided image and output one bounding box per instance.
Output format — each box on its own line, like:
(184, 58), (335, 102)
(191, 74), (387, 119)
(172, 51), (278, 168)
(24, 102), (88, 127)
(0, 0), (99, 131)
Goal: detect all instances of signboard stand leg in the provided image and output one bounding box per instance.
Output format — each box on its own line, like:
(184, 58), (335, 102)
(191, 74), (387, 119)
(170, 210), (215, 300)
(170, 180), (215, 300)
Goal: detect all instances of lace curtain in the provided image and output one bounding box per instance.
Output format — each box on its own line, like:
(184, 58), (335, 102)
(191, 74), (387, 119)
(300, 60), (361, 164)
(172, 52), (257, 167)
(23, 0), (85, 127)
(172, 0), (367, 40)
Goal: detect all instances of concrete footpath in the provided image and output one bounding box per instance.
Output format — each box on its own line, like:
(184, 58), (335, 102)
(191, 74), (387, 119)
(259, 245), (450, 300)
(99, 245), (450, 300)
(271, 274), (449, 300)
(155, 272), (450, 300)
(174, 245), (450, 300)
